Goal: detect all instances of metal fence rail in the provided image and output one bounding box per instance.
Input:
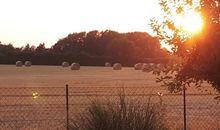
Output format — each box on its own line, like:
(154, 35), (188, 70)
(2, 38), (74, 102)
(0, 85), (219, 130)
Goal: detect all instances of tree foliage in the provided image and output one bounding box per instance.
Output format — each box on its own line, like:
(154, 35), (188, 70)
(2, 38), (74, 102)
(0, 30), (169, 66)
(150, 0), (220, 92)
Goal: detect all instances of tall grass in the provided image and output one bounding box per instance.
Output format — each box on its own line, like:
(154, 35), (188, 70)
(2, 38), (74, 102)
(69, 94), (168, 130)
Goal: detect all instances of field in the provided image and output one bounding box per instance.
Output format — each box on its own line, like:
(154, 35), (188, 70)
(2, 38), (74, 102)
(0, 65), (219, 130)
(0, 65), (161, 88)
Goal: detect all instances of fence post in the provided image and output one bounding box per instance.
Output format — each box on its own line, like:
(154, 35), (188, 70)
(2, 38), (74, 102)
(183, 85), (186, 130)
(66, 84), (69, 130)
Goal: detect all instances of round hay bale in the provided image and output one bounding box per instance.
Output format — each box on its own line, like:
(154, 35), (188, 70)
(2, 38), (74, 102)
(149, 63), (156, 68)
(24, 61), (32, 67)
(142, 63), (152, 72)
(62, 61), (69, 67)
(16, 61), (23, 67)
(156, 64), (162, 68)
(105, 62), (111, 67)
(113, 63), (122, 70)
(153, 67), (161, 74)
(155, 64), (164, 71)
(165, 64), (172, 71)
(141, 63), (147, 67)
(71, 63), (80, 70)
(134, 63), (143, 70)
(172, 63), (182, 71)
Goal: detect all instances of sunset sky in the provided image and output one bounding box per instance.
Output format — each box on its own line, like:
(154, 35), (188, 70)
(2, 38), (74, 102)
(0, 0), (162, 48)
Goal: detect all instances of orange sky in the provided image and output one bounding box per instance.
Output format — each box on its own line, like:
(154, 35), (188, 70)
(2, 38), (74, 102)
(0, 0), (162, 48)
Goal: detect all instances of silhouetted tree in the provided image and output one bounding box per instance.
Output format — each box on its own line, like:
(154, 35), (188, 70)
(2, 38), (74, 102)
(0, 43), (16, 55)
(151, 0), (220, 92)
(0, 30), (169, 66)
(82, 30), (100, 55)
(36, 43), (47, 54)
(106, 37), (134, 59)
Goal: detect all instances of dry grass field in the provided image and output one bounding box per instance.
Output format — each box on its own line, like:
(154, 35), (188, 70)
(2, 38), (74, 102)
(0, 65), (160, 89)
(0, 65), (219, 130)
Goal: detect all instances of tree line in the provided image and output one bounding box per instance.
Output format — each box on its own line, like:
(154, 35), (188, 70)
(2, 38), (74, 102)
(0, 30), (169, 66)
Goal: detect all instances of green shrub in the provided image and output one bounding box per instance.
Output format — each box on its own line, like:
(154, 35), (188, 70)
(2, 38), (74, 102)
(69, 95), (168, 130)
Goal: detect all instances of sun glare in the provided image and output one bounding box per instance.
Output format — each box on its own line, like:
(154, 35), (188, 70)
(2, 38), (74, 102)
(162, 11), (203, 52)
(174, 11), (203, 35)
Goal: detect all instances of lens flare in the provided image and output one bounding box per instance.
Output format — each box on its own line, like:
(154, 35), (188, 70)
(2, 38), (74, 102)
(32, 92), (39, 99)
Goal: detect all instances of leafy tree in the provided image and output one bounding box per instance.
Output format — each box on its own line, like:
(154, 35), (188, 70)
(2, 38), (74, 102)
(106, 37), (134, 59)
(0, 43), (15, 55)
(150, 0), (220, 92)
(0, 30), (169, 66)
(51, 32), (86, 55)
(128, 32), (166, 58)
(83, 30), (101, 55)
(36, 43), (47, 54)
(22, 44), (35, 53)
(98, 30), (120, 55)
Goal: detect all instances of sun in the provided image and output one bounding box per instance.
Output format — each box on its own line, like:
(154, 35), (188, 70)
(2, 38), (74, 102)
(181, 12), (203, 33)
(174, 11), (203, 35)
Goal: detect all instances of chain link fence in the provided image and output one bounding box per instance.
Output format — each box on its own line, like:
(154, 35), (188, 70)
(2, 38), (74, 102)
(0, 85), (219, 130)
(0, 87), (66, 130)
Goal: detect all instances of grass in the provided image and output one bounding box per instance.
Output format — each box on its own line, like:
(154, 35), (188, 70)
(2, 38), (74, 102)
(0, 65), (218, 129)
(68, 92), (168, 130)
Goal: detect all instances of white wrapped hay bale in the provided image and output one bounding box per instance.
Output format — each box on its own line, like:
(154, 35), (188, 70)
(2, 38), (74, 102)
(71, 63), (80, 70)
(24, 61), (32, 67)
(134, 63), (143, 70)
(16, 61), (23, 67)
(105, 62), (111, 67)
(113, 63), (122, 70)
(62, 61), (69, 67)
